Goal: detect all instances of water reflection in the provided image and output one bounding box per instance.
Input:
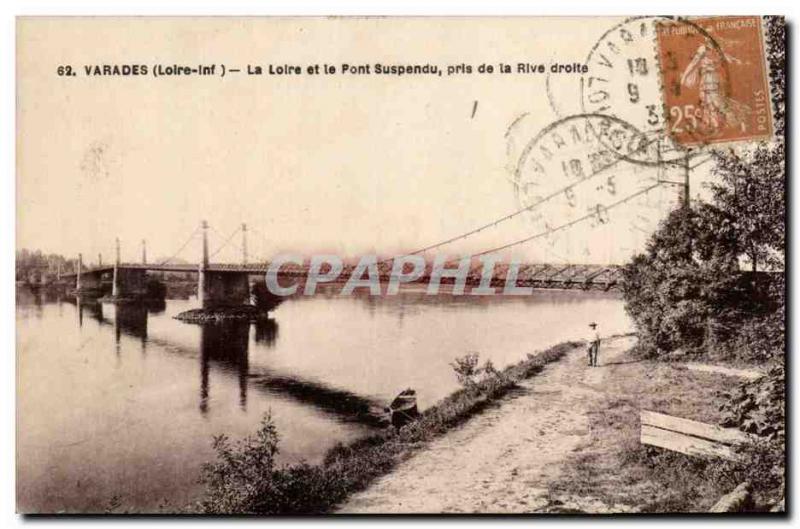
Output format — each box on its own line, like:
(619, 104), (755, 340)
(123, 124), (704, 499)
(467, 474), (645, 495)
(193, 318), (385, 424)
(199, 321), (250, 413)
(72, 296), (104, 327)
(254, 375), (387, 427)
(54, 293), (379, 424)
(254, 318), (279, 346)
(111, 304), (149, 342)
(146, 299), (167, 315)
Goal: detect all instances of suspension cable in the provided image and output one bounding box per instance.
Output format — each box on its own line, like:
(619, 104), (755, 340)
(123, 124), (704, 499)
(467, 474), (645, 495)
(209, 225), (242, 259)
(473, 183), (663, 257)
(243, 225), (271, 263)
(158, 225), (201, 266)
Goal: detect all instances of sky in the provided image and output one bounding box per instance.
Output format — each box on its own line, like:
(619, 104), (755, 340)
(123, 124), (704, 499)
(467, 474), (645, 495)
(17, 17), (714, 266)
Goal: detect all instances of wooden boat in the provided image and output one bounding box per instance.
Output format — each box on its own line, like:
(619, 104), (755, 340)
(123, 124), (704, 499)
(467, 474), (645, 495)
(389, 388), (419, 428)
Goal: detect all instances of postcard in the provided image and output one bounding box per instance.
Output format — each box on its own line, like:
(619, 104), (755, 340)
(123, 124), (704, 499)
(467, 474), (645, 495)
(16, 16), (785, 514)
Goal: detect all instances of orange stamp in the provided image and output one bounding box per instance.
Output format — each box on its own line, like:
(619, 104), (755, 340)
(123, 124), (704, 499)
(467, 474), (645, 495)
(656, 16), (773, 146)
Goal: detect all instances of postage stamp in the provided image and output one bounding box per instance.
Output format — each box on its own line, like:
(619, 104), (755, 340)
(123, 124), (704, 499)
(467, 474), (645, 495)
(655, 16), (773, 146)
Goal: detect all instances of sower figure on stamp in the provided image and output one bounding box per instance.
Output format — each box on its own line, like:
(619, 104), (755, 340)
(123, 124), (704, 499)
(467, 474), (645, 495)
(587, 322), (600, 367)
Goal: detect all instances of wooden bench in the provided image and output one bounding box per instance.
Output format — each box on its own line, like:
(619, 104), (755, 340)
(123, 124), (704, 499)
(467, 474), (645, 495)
(685, 363), (764, 381)
(640, 410), (751, 461)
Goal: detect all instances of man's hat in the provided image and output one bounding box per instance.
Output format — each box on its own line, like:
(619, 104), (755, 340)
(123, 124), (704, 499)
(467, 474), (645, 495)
(589, 322), (598, 328)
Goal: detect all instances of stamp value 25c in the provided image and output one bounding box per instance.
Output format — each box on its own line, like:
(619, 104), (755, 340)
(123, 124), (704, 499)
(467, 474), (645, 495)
(656, 16), (773, 147)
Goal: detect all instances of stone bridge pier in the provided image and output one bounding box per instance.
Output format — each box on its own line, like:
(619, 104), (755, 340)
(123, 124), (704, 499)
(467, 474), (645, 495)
(197, 221), (251, 309)
(198, 271), (250, 309)
(108, 238), (151, 300)
(112, 267), (149, 298)
(77, 270), (103, 293)
(75, 254), (103, 295)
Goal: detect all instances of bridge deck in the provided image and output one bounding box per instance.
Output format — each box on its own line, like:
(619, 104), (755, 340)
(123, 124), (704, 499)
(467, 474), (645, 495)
(60, 262), (272, 277)
(59, 262), (623, 288)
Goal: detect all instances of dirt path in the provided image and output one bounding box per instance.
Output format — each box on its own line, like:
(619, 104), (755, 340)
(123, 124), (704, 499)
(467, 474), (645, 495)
(338, 336), (638, 514)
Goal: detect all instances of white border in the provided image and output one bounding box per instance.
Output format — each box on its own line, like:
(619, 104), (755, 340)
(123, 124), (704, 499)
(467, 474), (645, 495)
(3, 1), (797, 528)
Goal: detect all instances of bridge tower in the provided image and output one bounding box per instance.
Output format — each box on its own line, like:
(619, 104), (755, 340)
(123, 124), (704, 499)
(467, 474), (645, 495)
(112, 237), (121, 297)
(109, 237), (148, 299)
(242, 223), (248, 265)
(198, 220), (209, 306)
(201, 220), (209, 268)
(76, 253), (82, 291)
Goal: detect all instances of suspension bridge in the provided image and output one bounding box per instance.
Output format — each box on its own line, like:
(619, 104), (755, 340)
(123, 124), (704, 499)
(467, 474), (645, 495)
(43, 174), (676, 304)
(44, 215), (625, 307)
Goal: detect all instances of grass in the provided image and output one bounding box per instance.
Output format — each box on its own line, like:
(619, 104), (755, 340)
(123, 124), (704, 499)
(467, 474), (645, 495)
(546, 347), (751, 513)
(195, 340), (579, 514)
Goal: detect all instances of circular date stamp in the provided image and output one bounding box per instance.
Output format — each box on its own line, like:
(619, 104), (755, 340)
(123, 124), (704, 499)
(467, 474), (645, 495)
(508, 114), (669, 262)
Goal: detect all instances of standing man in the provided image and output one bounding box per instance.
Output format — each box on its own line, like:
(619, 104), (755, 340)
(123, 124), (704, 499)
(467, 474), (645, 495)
(588, 322), (600, 367)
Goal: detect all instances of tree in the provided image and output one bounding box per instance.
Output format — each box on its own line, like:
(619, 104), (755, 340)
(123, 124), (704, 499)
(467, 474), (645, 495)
(622, 206), (742, 355)
(706, 16), (784, 274)
(708, 143), (785, 275)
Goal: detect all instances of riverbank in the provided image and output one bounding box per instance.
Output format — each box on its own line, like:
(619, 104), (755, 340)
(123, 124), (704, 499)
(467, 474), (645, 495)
(339, 336), (747, 513)
(337, 335), (635, 513)
(196, 339), (581, 514)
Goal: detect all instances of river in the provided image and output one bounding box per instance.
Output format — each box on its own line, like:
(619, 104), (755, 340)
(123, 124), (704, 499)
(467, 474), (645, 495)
(16, 285), (632, 513)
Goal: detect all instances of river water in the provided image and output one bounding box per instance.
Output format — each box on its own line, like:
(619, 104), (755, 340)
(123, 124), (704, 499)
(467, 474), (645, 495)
(16, 285), (632, 513)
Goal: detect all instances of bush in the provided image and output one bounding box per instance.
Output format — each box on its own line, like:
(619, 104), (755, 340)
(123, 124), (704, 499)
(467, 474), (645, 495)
(197, 341), (577, 514)
(450, 352), (480, 387)
(722, 364), (785, 442)
(712, 438), (785, 510)
(198, 414), (284, 514)
(450, 352), (504, 391)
